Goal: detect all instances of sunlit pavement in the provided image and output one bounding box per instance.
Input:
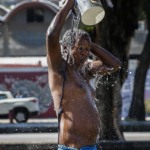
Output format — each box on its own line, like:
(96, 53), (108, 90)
(124, 132), (150, 141)
(0, 132), (149, 144)
(0, 117), (149, 124)
(0, 133), (58, 144)
(0, 118), (58, 124)
(0, 118), (150, 144)
(121, 117), (150, 121)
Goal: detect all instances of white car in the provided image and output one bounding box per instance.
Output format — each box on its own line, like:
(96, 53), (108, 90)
(0, 91), (39, 123)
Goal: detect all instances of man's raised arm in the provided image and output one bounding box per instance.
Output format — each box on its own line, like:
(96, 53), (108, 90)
(88, 43), (122, 76)
(46, 0), (74, 70)
(46, 0), (74, 44)
(91, 43), (122, 68)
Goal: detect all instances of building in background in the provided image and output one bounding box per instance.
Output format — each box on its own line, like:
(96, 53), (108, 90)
(0, 0), (59, 8)
(0, 0), (62, 118)
(0, 0), (59, 56)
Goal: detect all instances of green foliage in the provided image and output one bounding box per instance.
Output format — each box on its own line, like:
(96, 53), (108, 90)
(145, 100), (150, 114)
(138, 8), (146, 20)
(79, 24), (95, 32)
(79, 24), (96, 41)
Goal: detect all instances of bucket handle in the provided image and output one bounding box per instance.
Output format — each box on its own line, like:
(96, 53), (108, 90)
(91, 0), (101, 5)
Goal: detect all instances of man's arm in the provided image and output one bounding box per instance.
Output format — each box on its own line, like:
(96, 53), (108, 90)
(82, 43), (122, 78)
(91, 42), (122, 75)
(91, 42), (122, 68)
(46, 0), (74, 71)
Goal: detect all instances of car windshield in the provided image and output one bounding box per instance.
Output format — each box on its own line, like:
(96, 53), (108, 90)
(0, 94), (7, 100)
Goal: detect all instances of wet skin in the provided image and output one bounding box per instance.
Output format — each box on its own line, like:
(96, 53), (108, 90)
(48, 37), (99, 148)
(46, 0), (122, 148)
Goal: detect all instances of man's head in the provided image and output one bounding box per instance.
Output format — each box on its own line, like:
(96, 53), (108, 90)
(61, 28), (91, 67)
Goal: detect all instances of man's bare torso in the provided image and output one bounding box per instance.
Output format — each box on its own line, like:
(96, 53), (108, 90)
(46, 0), (122, 149)
(48, 64), (99, 148)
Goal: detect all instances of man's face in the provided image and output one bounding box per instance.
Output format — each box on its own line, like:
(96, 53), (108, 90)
(71, 36), (91, 68)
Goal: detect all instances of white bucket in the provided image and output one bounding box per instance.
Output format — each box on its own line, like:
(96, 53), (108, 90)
(76, 0), (105, 25)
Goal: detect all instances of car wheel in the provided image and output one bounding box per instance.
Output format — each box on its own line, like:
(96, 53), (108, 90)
(14, 110), (29, 123)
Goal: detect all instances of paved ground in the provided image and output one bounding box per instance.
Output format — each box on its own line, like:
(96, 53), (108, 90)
(0, 132), (150, 144)
(0, 133), (57, 144)
(0, 118), (150, 144)
(0, 117), (149, 124)
(0, 118), (57, 124)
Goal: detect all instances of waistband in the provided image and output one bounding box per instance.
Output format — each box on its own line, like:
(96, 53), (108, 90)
(58, 144), (97, 150)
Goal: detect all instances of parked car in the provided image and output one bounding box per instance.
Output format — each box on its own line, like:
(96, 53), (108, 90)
(0, 91), (39, 123)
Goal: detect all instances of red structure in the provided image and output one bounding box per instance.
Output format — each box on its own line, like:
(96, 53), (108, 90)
(0, 62), (56, 118)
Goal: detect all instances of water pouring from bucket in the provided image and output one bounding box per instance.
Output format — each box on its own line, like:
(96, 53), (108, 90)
(77, 0), (105, 25)
(59, 0), (105, 26)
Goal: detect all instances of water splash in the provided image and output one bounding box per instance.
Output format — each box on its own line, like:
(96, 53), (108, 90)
(64, 5), (81, 64)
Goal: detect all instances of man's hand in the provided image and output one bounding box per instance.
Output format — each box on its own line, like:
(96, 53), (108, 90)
(90, 42), (122, 73)
(59, 0), (75, 9)
(59, 0), (66, 8)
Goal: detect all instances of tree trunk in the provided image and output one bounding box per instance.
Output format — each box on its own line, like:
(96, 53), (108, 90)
(95, 0), (141, 140)
(128, 33), (150, 120)
(96, 73), (123, 140)
(128, 0), (150, 120)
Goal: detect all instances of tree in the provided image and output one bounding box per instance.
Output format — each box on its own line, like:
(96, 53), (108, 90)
(95, 0), (141, 140)
(128, 0), (150, 121)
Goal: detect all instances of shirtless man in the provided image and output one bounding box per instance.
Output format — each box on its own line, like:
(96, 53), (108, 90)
(46, 0), (122, 149)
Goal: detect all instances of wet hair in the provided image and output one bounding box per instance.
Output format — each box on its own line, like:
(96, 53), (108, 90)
(61, 28), (91, 62)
